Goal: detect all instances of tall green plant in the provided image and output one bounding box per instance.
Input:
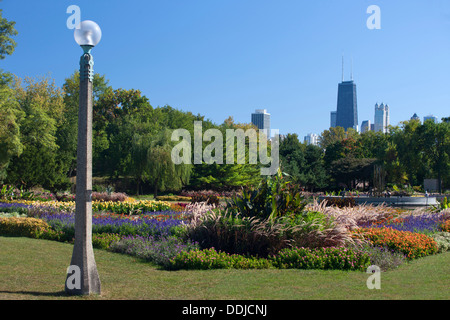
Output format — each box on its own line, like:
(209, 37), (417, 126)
(226, 169), (307, 220)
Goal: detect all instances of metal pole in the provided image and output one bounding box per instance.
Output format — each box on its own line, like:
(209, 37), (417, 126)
(65, 46), (101, 295)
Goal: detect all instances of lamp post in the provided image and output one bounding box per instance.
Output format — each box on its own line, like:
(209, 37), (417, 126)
(65, 20), (102, 295)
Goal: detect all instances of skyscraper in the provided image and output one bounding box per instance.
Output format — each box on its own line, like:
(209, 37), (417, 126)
(251, 109), (271, 137)
(374, 103), (390, 133)
(330, 111), (337, 128)
(361, 120), (371, 133)
(304, 133), (319, 146)
(335, 80), (358, 131)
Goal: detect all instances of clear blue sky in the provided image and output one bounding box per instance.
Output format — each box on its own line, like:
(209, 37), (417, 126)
(2, 0), (450, 139)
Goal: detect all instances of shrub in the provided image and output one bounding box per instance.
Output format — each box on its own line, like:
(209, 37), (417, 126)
(226, 169), (307, 220)
(190, 194), (220, 207)
(156, 195), (192, 202)
(354, 227), (438, 260)
(92, 233), (123, 250)
(0, 217), (52, 238)
(91, 192), (128, 202)
(429, 232), (450, 253)
(268, 246), (371, 271)
(361, 244), (407, 271)
(323, 197), (356, 208)
(167, 248), (273, 270)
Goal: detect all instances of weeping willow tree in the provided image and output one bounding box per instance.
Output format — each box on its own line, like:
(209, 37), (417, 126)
(130, 129), (192, 196)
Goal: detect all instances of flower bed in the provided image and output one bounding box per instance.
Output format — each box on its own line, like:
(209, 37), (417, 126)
(1, 195), (449, 272)
(354, 227), (438, 260)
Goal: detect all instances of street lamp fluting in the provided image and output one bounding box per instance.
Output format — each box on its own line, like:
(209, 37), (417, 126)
(65, 20), (102, 295)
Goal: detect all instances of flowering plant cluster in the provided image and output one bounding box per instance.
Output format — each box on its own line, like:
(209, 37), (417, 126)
(167, 247), (273, 270)
(269, 246), (371, 271)
(92, 200), (172, 215)
(354, 227), (438, 260)
(167, 246), (371, 271)
(440, 219), (450, 232)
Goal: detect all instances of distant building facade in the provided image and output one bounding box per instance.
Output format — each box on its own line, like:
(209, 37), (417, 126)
(330, 111), (337, 128)
(251, 109), (271, 137)
(361, 120), (371, 133)
(374, 103), (390, 133)
(304, 133), (319, 146)
(335, 80), (358, 132)
(424, 115), (438, 123)
(411, 113), (420, 121)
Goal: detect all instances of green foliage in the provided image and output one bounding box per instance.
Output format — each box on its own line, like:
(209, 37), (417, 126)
(167, 248), (273, 270)
(268, 246), (371, 271)
(167, 246), (371, 271)
(279, 134), (329, 190)
(0, 217), (51, 238)
(226, 169), (308, 220)
(0, 8), (18, 60)
(5, 76), (70, 191)
(0, 72), (23, 182)
(92, 233), (123, 250)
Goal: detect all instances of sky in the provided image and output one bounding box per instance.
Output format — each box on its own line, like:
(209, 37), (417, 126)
(2, 0), (450, 139)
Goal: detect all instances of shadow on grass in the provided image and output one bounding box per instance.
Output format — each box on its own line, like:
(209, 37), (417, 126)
(0, 290), (68, 298)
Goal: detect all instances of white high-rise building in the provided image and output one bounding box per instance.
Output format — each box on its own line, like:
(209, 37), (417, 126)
(374, 103), (390, 133)
(304, 133), (319, 146)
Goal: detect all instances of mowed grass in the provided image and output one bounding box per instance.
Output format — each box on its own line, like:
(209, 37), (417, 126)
(0, 236), (449, 300)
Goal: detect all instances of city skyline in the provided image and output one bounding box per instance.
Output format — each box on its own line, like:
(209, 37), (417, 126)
(1, 1), (449, 139)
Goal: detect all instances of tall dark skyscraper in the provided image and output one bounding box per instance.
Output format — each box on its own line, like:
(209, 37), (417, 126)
(331, 57), (359, 131)
(336, 80), (358, 131)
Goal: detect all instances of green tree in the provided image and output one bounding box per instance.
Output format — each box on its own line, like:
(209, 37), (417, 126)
(6, 76), (69, 190)
(318, 126), (346, 149)
(0, 7), (18, 60)
(145, 129), (192, 196)
(0, 72), (23, 182)
(417, 121), (450, 193)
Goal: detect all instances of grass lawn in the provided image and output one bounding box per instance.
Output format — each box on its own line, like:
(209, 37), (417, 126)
(0, 236), (449, 300)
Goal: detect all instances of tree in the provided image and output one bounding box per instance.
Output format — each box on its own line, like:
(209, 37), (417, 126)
(6, 76), (69, 190)
(145, 129), (192, 196)
(318, 126), (346, 149)
(417, 121), (450, 193)
(0, 72), (23, 182)
(0, 7), (18, 60)
(329, 157), (376, 189)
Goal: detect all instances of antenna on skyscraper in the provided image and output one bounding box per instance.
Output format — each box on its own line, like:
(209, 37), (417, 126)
(351, 56), (354, 81)
(342, 54), (344, 82)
